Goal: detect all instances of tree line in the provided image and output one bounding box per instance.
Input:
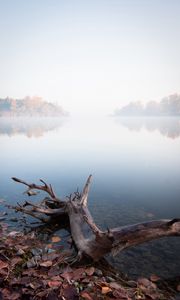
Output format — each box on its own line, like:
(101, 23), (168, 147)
(0, 96), (66, 117)
(115, 94), (180, 116)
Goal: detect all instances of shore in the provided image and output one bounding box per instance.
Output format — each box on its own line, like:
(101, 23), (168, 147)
(0, 221), (178, 300)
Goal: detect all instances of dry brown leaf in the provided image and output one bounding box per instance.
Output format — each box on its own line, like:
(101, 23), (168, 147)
(51, 275), (62, 281)
(61, 271), (73, 282)
(101, 286), (112, 294)
(29, 283), (35, 289)
(8, 231), (21, 237)
(0, 269), (8, 276)
(0, 260), (8, 269)
(61, 285), (78, 300)
(11, 257), (23, 266)
(109, 282), (124, 290)
(48, 266), (61, 277)
(138, 277), (151, 287)
(113, 290), (129, 299)
(40, 260), (53, 267)
(51, 236), (61, 243)
(73, 267), (85, 280)
(81, 291), (94, 300)
(1, 289), (21, 300)
(86, 266), (95, 276)
(150, 274), (160, 282)
(48, 280), (62, 288)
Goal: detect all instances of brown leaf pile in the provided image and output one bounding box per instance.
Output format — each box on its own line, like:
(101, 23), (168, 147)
(0, 223), (177, 300)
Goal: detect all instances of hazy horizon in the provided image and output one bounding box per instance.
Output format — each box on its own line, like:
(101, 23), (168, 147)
(0, 0), (180, 114)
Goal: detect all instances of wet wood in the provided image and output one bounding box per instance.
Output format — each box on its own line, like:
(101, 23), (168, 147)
(11, 176), (180, 261)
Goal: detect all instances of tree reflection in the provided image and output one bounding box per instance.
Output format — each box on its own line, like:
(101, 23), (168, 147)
(0, 117), (64, 138)
(115, 117), (180, 139)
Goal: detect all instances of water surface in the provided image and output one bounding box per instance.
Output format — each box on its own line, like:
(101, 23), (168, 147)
(0, 115), (180, 279)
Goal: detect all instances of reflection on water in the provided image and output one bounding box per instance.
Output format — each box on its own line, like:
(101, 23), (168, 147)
(0, 117), (64, 138)
(0, 115), (180, 280)
(115, 117), (180, 139)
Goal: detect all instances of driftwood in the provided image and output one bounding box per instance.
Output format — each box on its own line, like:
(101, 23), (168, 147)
(11, 175), (180, 262)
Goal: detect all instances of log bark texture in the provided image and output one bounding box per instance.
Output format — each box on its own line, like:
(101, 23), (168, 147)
(11, 176), (180, 261)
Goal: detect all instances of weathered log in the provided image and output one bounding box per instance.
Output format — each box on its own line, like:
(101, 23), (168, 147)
(11, 176), (180, 261)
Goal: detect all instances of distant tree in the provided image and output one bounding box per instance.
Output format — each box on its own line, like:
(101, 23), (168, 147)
(0, 96), (66, 117)
(145, 101), (159, 116)
(116, 101), (144, 116)
(115, 94), (180, 116)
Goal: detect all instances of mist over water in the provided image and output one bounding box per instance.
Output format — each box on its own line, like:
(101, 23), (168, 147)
(0, 117), (64, 138)
(115, 116), (180, 139)
(0, 115), (180, 279)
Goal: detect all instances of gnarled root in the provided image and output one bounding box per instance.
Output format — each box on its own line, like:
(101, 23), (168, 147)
(11, 175), (180, 261)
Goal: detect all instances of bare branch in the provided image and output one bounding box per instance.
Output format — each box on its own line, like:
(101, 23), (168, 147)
(83, 213), (103, 236)
(21, 200), (65, 216)
(12, 177), (60, 202)
(80, 175), (92, 206)
(110, 219), (180, 255)
(8, 204), (50, 223)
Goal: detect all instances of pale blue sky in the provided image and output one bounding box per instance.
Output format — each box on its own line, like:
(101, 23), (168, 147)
(0, 0), (180, 113)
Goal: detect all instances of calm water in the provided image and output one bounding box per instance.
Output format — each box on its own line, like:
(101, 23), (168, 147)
(0, 115), (180, 279)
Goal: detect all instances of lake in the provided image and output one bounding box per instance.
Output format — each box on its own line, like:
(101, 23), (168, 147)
(0, 115), (180, 280)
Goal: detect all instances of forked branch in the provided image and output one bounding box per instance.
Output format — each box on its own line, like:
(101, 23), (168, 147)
(12, 177), (61, 203)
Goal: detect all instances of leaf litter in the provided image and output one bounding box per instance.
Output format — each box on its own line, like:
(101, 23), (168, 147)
(0, 222), (178, 300)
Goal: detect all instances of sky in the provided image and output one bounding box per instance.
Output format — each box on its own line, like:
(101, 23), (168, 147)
(0, 0), (180, 114)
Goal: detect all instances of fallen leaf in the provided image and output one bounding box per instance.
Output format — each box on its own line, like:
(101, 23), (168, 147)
(81, 291), (93, 300)
(61, 285), (78, 300)
(42, 253), (59, 261)
(8, 231), (21, 237)
(40, 260), (53, 267)
(51, 275), (62, 281)
(61, 271), (73, 282)
(109, 282), (124, 290)
(48, 280), (62, 288)
(18, 276), (32, 286)
(16, 248), (25, 255)
(138, 277), (151, 288)
(86, 266), (95, 276)
(150, 274), (160, 282)
(73, 267), (86, 280)
(51, 236), (61, 243)
(82, 278), (91, 283)
(35, 290), (47, 298)
(112, 289), (128, 299)
(0, 269), (8, 276)
(1, 289), (21, 300)
(46, 290), (59, 300)
(22, 269), (39, 276)
(29, 283), (35, 289)
(0, 260), (8, 269)
(101, 286), (112, 294)
(11, 257), (22, 266)
(48, 266), (61, 277)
